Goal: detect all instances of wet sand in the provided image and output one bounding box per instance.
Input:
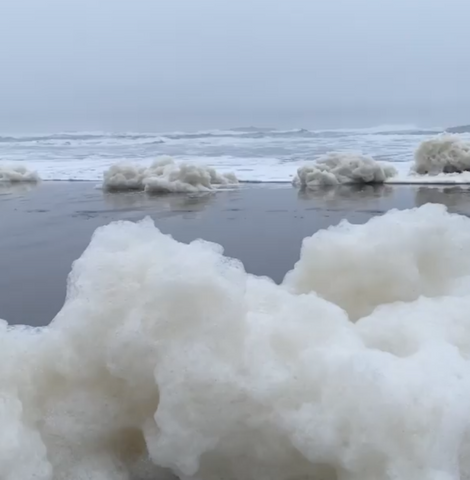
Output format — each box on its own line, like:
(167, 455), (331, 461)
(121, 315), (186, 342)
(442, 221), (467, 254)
(1, 182), (470, 326)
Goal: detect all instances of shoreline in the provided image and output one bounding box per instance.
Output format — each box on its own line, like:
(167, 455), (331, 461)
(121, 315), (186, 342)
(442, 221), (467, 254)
(12, 173), (470, 186)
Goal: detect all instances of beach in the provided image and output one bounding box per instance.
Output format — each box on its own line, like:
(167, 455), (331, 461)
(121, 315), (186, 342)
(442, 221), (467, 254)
(4, 1), (470, 475)
(2, 181), (469, 326)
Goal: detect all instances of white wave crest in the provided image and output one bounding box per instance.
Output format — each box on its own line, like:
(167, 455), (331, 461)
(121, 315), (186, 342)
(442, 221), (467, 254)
(414, 134), (470, 175)
(5, 204), (470, 479)
(103, 157), (238, 193)
(0, 164), (40, 183)
(293, 153), (397, 187)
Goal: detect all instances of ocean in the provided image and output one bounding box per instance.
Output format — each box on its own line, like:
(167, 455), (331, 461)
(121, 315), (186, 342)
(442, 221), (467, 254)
(0, 124), (464, 183)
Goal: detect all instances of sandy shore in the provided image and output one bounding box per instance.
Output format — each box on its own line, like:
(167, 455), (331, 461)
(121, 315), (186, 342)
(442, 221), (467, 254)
(1, 181), (470, 326)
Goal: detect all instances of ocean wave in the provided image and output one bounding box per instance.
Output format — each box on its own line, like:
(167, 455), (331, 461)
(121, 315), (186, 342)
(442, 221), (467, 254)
(333, 123), (442, 135)
(0, 131), (157, 142)
(4, 204), (470, 478)
(161, 126), (443, 141)
(103, 157), (238, 193)
(0, 125), (444, 145)
(446, 124), (470, 134)
(0, 132), (165, 148)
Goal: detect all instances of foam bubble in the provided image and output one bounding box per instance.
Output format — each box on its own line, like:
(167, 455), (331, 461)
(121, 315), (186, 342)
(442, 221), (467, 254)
(5, 204), (470, 479)
(293, 153), (397, 187)
(414, 134), (470, 175)
(0, 164), (40, 183)
(103, 157), (238, 193)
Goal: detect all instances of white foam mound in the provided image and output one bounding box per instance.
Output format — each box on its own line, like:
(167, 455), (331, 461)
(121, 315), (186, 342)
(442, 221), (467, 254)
(103, 157), (238, 193)
(8, 203), (470, 479)
(293, 153), (397, 187)
(101, 162), (148, 191)
(414, 134), (470, 175)
(0, 164), (40, 183)
(283, 203), (470, 320)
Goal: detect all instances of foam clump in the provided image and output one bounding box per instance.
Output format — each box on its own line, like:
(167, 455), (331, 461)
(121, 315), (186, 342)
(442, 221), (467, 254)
(6, 204), (470, 479)
(0, 164), (40, 183)
(414, 134), (470, 175)
(293, 153), (397, 188)
(103, 157), (238, 193)
(102, 162), (147, 191)
(283, 203), (470, 320)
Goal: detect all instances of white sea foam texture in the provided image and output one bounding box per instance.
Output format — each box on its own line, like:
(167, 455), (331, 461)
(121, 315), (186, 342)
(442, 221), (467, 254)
(101, 163), (148, 191)
(414, 134), (470, 175)
(293, 153), (397, 187)
(0, 164), (40, 183)
(103, 157), (238, 193)
(6, 204), (470, 479)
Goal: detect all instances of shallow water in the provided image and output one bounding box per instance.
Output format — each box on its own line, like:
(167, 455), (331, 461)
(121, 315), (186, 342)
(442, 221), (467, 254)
(1, 182), (469, 326)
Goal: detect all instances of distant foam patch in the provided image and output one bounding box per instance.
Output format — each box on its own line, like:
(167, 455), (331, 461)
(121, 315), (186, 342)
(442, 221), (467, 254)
(5, 204), (470, 479)
(0, 164), (40, 183)
(103, 157), (238, 193)
(293, 153), (397, 188)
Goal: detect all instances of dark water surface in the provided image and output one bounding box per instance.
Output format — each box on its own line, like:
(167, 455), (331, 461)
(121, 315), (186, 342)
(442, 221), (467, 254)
(1, 182), (469, 326)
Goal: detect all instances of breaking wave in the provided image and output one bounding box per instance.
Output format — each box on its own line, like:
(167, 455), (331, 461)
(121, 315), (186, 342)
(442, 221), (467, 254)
(293, 153), (397, 187)
(4, 204), (470, 479)
(0, 164), (40, 183)
(0, 125), (442, 145)
(103, 157), (238, 193)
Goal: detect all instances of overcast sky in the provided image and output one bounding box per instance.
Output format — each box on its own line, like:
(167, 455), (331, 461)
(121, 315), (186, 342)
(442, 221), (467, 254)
(1, 0), (470, 131)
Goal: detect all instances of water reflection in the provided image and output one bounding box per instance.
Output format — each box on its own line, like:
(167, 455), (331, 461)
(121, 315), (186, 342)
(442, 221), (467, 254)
(0, 182), (39, 197)
(415, 186), (470, 212)
(102, 190), (219, 217)
(297, 184), (393, 209)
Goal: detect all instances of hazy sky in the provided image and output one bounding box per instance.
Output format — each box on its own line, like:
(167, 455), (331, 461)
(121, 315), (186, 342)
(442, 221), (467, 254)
(1, 0), (470, 131)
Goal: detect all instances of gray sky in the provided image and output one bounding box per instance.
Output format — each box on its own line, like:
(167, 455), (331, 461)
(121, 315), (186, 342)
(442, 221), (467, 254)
(1, 0), (470, 131)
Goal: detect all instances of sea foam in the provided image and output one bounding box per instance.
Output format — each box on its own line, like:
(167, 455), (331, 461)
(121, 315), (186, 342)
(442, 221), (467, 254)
(103, 157), (238, 193)
(414, 134), (470, 175)
(0, 164), (40, 183)
(293, 153), (397, 187)
(3, 203), (470, 479)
